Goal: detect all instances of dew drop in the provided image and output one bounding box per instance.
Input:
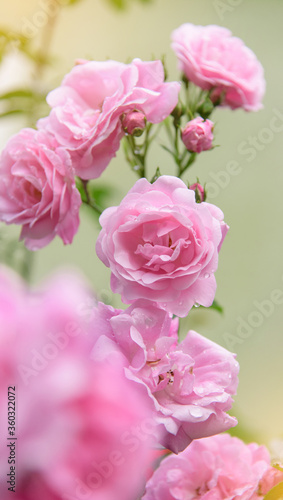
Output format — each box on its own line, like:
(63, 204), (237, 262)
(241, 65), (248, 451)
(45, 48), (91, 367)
(133, 165), (140, 171)
(134, 149), (140, 155)
(204, 273), (210, 279)
(194, 302), (200, 308)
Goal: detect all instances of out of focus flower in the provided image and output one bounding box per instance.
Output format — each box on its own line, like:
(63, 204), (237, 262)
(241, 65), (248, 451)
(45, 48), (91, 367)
(38, 58), (180, 179)
(181, 117), (214, 153)
(0, 128), (81, 250)
(0, 266), (154, 500)
(171, 24), (265, 111)
(96, 175), (228, 317)
(92, 300), (239, 453)
(142, 434), (283, 500)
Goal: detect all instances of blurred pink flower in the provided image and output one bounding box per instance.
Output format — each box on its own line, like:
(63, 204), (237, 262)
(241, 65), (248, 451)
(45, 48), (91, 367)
(171, 24), (265, 111)
(96, 175), (229, 317)
(38, 58), (180, 179)
(142, 434), (283, 500)
(0, 267), (154, 500)
(92, 300), (239, 453)
(181, 117), (214, 153)
(0, 128), (81, 250)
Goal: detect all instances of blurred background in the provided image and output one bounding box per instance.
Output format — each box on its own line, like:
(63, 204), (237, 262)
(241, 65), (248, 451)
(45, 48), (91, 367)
(0, 0), (282, 455)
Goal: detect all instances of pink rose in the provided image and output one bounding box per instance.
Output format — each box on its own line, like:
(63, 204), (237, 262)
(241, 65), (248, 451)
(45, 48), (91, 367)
(0, 267), (154, 500)
(96, 175), (229, 317)
(0, 128), (81, 250)
(142, 434), (283, 500)
(38, 59), (180, 179)
(182, 117), (214, 153)
(171, 24), (265, 111)
(92, 300), (239, 453)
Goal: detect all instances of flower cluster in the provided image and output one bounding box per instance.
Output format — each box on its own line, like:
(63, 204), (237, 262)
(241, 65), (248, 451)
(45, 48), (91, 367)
(0, 18), (278, 500)
(142, 434), (283, 500)
(0, 267), (155, 500)
(0, 59), (179, 249)
(92, 300), (239, 453)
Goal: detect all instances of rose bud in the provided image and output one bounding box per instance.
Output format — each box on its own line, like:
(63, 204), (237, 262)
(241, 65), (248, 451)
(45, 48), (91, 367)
(189, 182), (206, 202)
(121, 110), (147, 136)
(181, 117), (214, 153)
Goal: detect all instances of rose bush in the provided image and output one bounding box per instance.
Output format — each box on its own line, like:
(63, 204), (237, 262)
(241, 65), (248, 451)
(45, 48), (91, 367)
(0, 128), (81, 250)
(142, 434), (283, 500)
(38, 58), (180, 179)
(96, 175), (228, 317)
(92, 300), (239, 453)
(171, 24), (265, 111)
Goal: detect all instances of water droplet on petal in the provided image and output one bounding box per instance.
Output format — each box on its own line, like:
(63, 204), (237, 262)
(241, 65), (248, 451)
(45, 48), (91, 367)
(194, 302), (200, 308)
(204, 273), (210, 279)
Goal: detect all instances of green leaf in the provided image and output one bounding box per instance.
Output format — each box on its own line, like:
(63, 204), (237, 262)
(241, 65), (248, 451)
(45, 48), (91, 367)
(107, 0), (125, 8)
(160, 144), (176, 158)
(150, 167), (161, 184)
(64, 0), (85, 5)
(87, 183), (113, 208)
(75, 178), (88, 203)
(0, 109), (26, 118)
(210, 300), (224, 314)
(0, 89), (36, 100)
(263, 481), (283, 500)
(196, 299), (223, 315)
(272, 464), (283, 473)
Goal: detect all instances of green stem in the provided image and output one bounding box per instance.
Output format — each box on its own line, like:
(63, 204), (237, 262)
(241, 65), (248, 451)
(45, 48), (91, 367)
(81, 180), (103, 216)
(179, 152), (197, 177)
(126, 135), (145, 178)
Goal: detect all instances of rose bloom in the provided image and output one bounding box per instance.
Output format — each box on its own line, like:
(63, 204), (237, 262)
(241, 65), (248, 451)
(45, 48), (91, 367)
(142, 434), (283, 500)
(96, 175), (228, 317)
(182, 117), (214, 153)
(0, 128), (81, 250)
(171, 24), (265, 111)
(92, 300), (239, 454)
(38, 58), (180, 179)
(0, 266), (154, 500)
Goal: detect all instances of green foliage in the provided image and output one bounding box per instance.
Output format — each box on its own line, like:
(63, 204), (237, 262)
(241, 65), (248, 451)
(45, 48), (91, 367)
(0, 88), (49, 124)
(263, 481), (283, 500)
(0, 28), (47, 65)
(64, 0), (85, 5)
(106, 0), (152, 9)
(76, 178), (113, 217)
(195, 299), (223, 315)
(0, 228), (33, 282)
